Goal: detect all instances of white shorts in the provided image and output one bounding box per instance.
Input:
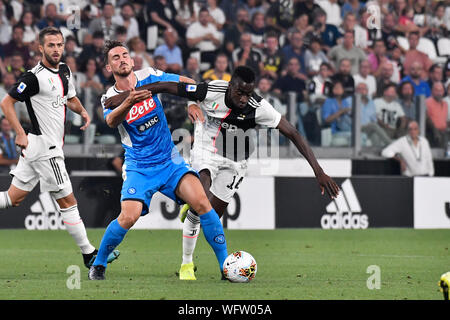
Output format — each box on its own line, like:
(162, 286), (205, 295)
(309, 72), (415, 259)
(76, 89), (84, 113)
(10, 156), (73, 200)
(190, 147), (247, 203)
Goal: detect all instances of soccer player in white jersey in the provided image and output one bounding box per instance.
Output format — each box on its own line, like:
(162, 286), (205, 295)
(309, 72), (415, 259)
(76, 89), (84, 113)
(0, 27), (119, 268)
(103, 66), (341, 280)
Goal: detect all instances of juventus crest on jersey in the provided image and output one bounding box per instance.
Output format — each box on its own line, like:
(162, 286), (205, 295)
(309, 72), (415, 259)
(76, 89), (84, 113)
(8, 62), (76, 161)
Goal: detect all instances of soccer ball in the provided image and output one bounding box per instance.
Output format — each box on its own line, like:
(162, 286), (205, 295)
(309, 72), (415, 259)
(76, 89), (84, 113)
(223, 251), (257, 283)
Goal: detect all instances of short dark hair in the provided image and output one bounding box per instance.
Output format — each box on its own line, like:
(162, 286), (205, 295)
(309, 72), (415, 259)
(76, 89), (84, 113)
(103, 40), (128, 64)
(39, 26), (63, 45)
(231, 66), (256, 84)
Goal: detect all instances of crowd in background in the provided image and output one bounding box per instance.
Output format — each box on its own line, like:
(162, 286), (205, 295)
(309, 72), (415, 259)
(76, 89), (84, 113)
(0, 0), (448, 156)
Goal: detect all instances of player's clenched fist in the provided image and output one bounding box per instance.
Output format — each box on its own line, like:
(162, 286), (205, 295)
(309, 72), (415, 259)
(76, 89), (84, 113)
(125, 88), (152, 107)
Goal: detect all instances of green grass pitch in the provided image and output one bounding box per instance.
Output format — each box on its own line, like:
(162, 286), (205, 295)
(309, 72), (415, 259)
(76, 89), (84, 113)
(0, 229), (448, 300)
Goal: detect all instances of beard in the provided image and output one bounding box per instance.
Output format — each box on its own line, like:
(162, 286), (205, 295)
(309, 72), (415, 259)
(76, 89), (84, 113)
(113, 64), (133, 77)
(44, 51), (61, 68)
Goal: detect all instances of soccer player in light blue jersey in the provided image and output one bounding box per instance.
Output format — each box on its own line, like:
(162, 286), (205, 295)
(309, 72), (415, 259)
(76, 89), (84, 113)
(88, 40), (228, 280)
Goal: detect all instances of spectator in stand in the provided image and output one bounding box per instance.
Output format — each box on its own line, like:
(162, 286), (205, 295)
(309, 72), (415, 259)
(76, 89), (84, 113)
(304, 8), (341, 53)
(249, 11), (266, 49)
(341, 0), (365, 20)
(128, 36), (153, 70)
(374, 82), (407, 139)
(354, 60), (377, 98)
(326, 58), (355, 98)
(206, 0), (226, 31)
(428, 64), (445, 92)
(328, 30), (366, 75)
(77, 31), (105, 71)
(0, 1), (12, 45)
(401, 61), (431, 98)
(5, 52), (25, 79)
(354, 7), (382, 52)
(398, 6), (421, 34)
(403, 31), (433, 77)
(63, 35), (81, 60)
(376, 61), (396, 97)
(273, 56), (307, 104)
(255, 76), (287, 118)
(0, 72), (29, 128)
(340, 12), (357, 34)
(174, 0), (199, 32)
(260, 32), (284, 81)
(304, 36), (329, 77)
(281, 30), (307, 78)
(111, 2), (140, 41)
(426, 82), (449, 148)
(37, 2), (64, 29)
(2, 24), (30, 66)
(295, 0), (321, 24)
(181, 56), (202, 83)
(223, 8), (251, 60)
(356, 82), (392, 147)
(88, 2), (118, 41)
(202, 53), (231, 82)
(153, 55), (168, 72)
(316, 0), (341, 27)
(154, 28), (183, 74)
(186, 7), (223, 72)
(114, 26), (128, 45)
(321, 80), (353, 146)
(367, 39), (389, 77)
(397, 81), (418, 124)
(426, 2), (447, 44)
(147, 0), (185, 39)
(246, 0), (267, 19)
(381, 13), (402, 53)
(232, 32), (263, 77)
(308, 62), (333, 105)
(21, 10), (39, 45)
(381, 121), (434, 177)
(265, 0), (297, 34)
(0, 117), (19, 173)
(220, 0), (248, 26)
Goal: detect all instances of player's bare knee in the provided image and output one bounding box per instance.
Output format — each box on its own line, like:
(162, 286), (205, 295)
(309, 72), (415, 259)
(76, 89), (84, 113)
(192, 196), (211, 215)
(117, 212), (138, 229)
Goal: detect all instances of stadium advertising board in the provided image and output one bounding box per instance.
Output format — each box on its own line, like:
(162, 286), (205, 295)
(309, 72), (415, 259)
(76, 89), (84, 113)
(414, 177), (450, 229)
(275, 177), (414, 228)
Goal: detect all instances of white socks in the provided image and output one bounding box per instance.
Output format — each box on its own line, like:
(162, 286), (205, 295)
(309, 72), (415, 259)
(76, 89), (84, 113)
(60, 205), (95, 254)
(182, 210), (201, 265)
(0, 191), (12, 209)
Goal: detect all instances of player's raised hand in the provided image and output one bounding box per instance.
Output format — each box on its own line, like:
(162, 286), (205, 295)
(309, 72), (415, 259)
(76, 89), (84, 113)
(187, 104), (204, 123)
(80, 110), (91, 131)
(316, 172), (340, 199)
(126, 87), (152, 107)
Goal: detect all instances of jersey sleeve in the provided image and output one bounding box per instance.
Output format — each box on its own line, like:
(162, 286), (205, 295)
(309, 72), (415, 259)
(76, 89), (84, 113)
(101, 94), (113, 120)
(255, 98), (282, 128)
(176, 82), (209, 101)
(149, 67), (180, 82)
(8, 72), (39, 102)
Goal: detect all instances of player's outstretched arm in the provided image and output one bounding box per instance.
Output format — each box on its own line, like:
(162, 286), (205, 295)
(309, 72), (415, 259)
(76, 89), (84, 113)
(277, 116), (340, 199)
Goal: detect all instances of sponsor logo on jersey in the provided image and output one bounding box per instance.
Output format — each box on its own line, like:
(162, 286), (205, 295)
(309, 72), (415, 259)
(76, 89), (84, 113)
(17, 82), (27, 93)
(126, 98), (156, 124)
(127, 187), (136, 195)
(321, 179), (369, 229)
(186, 84), (197, 92)
(52, 95), (68, 108)
(212, 102), (219, 110)
(138, 115), (159, 132)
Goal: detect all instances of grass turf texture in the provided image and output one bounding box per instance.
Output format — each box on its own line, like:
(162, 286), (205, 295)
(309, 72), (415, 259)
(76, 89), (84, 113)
(0, 229), (448, 300)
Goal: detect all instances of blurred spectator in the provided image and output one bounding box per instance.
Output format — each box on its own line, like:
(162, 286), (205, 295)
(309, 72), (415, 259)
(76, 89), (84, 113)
(63, 35), (81, 60)
(426, 3), (447, 44)
(5, 52), (25, 79)
(381, 13), (402, 53)
(181, 56), (201, 83)
(88, 2), (118, 41)
(0, 71), (29, 128)
(112, 2), (140, 41)
(281, 30), (307, 78)
(398, 6), (421, 34)
(147, 0), (185, 39)
(255, 76), (287, 117)
(21, 10), (39, 45)
(428, 64), (444, 92)
(341, 0), (365, 20)
(0, 117), (19, 173)
(154, 55), (168, 71)
(272, 57), (307, 104)
(326, 58), (355, 98)
(132, 54), (144, 71)
(266, 0), (297, 33)
(397, 81), (418, 123)
(220, 0), (248, 26)
(354, 60), (377, 98)
(381, 121), (434, 177)
(401, 61), (431, 98)
(0, 1), (12, 45)
(328, 30), (366, 75)
(232, 32), (263, 77)
(223, 8), (250, 59)
(376, 61), (395, 97)
(357, 82), (392, 147)
(367, 39), (389, 77)
(295, 0), (321, 24)
(403, 31), (432, 77)
(77, 31), (105, 71)
(186, 7), (222, 72)
(64, 55), (83, 95)
(260, 31), (284, 81)
(321, 80), (353, 146)
(354, 8), (382, 51)
(289, 13), (314, 39)
(202, 53), (231, 82)
(374, 83), (407, 139)
(426, 82), (449, 148)
(128, 36), (153, 70)
(304, 8), (341, 53)
(37, 2), (64, 29)
(174, 0), (199, 30)
(307, 62), (333, 105)
(115, 26), (128, 45)
(304, 36), (329, 77)
(2, 24), (30, 65)
(412, 0), (428, 29)
(316, 0), (341, 27)
(246, 0), (267, 19)
(206, 0), (226, 31)
(389, 45), (403, 83)
(154, 28), (183, 73)
(340, 12), (357, 34)
(249, 11), (266, 49)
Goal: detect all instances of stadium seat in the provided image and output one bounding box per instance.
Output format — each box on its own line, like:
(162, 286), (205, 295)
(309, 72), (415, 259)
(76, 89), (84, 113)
(397, 36), (446, 63)
(437, 38), (450, 56)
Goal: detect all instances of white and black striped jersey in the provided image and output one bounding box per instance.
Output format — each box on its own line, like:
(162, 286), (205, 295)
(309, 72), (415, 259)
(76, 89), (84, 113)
(180, 80), (281, 161)
(8, 62), (76, 161)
